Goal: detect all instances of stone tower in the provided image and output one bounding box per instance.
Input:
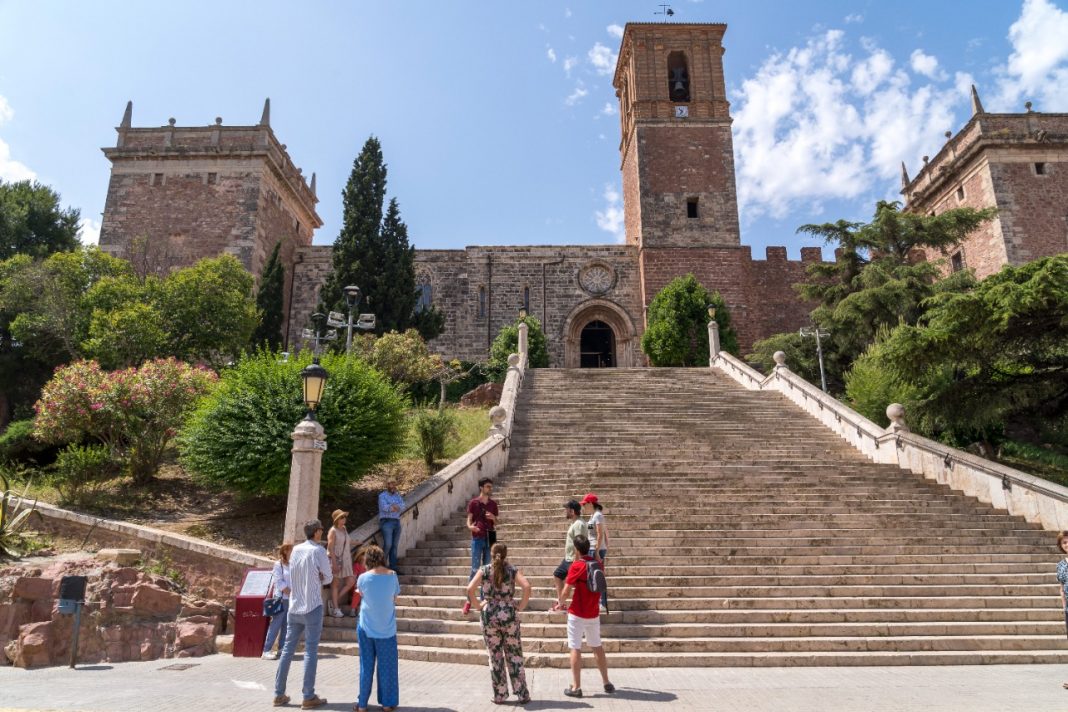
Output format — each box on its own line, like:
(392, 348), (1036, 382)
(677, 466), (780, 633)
(902, 88), (1068, 279)
(99, 100), (322, 342)
(613, 22), (742, 314)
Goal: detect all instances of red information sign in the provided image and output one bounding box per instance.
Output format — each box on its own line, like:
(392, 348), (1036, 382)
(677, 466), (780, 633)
(233, 568), (272, 657)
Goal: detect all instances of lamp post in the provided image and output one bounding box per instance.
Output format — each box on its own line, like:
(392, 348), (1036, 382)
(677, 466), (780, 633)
(343, 285), (362, 354)
(799, 325), (831, 392)
(707, 305), (720, 365)
(283, 318), (332, 543)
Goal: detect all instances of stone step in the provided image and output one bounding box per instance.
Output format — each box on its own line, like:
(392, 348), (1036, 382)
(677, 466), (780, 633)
(400, 572), (1052, 587)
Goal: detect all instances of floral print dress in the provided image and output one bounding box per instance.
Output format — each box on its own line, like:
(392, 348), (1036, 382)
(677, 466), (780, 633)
(479, 563), (530, 703)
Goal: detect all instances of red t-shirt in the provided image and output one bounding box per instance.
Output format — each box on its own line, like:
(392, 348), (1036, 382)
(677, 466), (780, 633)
(466, 497), (498, 539)
(565, 556), (600, 619)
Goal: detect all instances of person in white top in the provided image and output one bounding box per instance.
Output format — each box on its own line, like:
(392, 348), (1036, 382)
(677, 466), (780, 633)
(580, 493), (609, 611)
(273, 519), (333, 709)
(262, 542), (293, 659)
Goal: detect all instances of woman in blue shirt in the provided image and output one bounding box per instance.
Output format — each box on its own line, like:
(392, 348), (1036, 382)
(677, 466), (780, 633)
(355, 544), (401, 712)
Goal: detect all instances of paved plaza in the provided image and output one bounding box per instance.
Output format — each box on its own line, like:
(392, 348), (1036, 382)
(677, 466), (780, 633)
(0, 655), (1065, 712)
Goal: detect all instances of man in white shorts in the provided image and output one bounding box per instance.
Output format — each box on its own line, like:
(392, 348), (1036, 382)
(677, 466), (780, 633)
(551, 534), (614, 698)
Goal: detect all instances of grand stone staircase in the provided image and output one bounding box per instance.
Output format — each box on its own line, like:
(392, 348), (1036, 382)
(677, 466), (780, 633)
(321, 367), (1065, 666)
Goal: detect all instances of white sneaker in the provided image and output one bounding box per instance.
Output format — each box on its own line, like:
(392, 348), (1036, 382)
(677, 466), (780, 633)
(331, 608), (345, 618)
(261, 651), (278, 660)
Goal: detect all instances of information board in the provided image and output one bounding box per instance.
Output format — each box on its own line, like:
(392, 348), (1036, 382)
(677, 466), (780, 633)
(239, 569), (273, 597)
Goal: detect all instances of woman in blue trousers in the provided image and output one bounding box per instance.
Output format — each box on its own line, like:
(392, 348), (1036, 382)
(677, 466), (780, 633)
(355, 544), (400, 712)
(262, 543), (292, 659)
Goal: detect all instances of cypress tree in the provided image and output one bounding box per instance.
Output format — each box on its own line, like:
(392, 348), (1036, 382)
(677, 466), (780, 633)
(375, 197), (417, 334)
(320, 136), (388, 316)
(250, 241), (285, 349)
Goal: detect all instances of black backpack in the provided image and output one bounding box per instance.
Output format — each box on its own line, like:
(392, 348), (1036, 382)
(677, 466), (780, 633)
(585, 558), (607, 603)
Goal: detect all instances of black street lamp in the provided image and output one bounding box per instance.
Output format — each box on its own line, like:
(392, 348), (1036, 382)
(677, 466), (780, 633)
(301, 358), (329, 421)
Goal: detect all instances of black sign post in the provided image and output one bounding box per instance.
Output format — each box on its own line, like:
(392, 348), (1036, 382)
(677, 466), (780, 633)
(57, 576), (87, 669)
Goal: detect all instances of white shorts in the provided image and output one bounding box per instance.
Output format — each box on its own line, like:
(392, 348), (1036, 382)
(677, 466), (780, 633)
(566, 613), (601, 650)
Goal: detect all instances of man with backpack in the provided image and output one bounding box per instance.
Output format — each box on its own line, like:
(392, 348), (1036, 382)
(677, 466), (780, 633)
(551, 533), (614, 698)
(552, 499), (588, 598)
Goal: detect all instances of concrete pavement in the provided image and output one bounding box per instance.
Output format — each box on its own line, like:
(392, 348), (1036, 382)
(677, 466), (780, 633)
(1, 654), (1067, 711)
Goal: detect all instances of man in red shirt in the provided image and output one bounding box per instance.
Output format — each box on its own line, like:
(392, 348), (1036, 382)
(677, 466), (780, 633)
(551, 534), (614, 698)
(462, 477), (498, 615)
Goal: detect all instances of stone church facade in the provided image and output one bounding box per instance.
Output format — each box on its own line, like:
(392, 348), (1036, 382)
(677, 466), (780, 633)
(98, 23), (1067, 367)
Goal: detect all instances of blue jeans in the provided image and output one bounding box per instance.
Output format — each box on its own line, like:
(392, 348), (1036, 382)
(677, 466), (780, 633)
(381, 519), (401, 570)
(598, 549), (608, 609)
(274, 604), (324, 700)
(357, 626), (399, 708)
(262, 598), (289, 653)
(470, 536), (491, 600)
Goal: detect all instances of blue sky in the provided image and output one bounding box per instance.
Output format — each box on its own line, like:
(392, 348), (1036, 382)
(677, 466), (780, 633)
(1, 0), (1067, 259)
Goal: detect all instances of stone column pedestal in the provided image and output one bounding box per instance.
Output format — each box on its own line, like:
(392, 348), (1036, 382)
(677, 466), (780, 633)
(283, 417), (326, 544)
(708, 320), (721, 365)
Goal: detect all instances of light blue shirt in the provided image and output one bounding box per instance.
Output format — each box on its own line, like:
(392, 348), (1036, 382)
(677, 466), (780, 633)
(288, 539), (332, 616)
(378, 490), (404, 520)
(271, 560), (292, 600)
(357, 571), (400, 638)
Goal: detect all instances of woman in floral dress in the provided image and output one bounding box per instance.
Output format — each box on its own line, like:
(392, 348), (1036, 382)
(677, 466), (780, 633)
(465, 542), (532, 704)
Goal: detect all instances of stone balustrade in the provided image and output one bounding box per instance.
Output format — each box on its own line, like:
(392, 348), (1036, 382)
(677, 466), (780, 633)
(711, 349), (1068, 531)
(349, 324), (529, 558)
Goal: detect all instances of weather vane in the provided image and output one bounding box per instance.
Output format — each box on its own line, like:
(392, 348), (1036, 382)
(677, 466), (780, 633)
(655, 4), (675, 17)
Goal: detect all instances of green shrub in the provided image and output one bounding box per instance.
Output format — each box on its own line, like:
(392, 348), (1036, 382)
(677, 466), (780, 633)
(0, 419), (60, 466)
(488, 316), (548, 381)
(0, 471), (41, 557)
(180, 349), (407, 496)
(48, 443), (118, 505)
(412, 408), (458, 468)
(641, 275), (738, 366)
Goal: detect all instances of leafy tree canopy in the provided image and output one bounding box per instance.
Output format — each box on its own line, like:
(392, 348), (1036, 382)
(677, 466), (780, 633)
(641, 275), (738, 366)
(0, 180), (80, 260)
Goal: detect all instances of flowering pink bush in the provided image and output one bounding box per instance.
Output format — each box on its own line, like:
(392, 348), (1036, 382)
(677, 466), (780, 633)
(34, 358), (217, 484)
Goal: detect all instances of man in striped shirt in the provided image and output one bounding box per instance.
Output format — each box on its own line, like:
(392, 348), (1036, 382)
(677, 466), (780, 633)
(274, 519), (333, 709)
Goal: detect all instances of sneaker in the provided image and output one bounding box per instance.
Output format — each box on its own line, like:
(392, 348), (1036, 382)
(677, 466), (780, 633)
(330, 607), (344, 618)
(300, 696), (327, 709)
(272, 694), (290, 706)
(604, 682), (616, 693)
(261, 651), (279, 660)
(348, 608), (358, 617)
(563, 687), (582, 698)
(461, 601), (471, 615)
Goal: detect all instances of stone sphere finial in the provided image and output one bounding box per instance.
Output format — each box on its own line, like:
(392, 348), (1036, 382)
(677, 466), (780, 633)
(886, 403), (908, 432)
(944, 130), (951, 139)
(1025, 101), (1033, 112)
(922, 155), (929, 164)
(215, 116), (223, 125)
(772, 351), (787, 367)
(507, 353), (520, 367)
(489, 406), (507, 426)
(168, 117), (176, 126)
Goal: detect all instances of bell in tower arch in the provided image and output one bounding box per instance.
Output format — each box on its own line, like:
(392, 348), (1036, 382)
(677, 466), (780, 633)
(667, 51), (691, 102)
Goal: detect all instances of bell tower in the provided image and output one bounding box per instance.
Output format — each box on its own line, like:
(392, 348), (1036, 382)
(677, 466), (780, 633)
(614, 23), (740, 250)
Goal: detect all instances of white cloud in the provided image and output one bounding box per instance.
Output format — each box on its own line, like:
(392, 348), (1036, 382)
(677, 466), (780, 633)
(595, 184), (625, 242)
(565, 82), (589, 106)
(78, 217), (101, 246)
(563, 56), (578, 77)
(732, 29), (966, 221)
(588, 42), (617, 76)
(607, 24), (624, 39)
(564, 7), (572, 18)
(844, 13), (863, 24)
(0, 94), (37, 183)
(993, 0), (1068, 110)
(601, 102), (617, 116)
(547, 47), (557, 63)
(909, 49), (946, 80)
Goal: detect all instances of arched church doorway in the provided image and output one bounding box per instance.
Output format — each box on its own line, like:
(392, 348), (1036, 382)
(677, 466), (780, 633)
(563, 299), (639, 368)
(579, 320), (615, 368)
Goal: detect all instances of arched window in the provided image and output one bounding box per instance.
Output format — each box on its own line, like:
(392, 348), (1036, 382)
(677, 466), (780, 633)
(416, 272), (433, 312)
(667, 51), (690, 102)
(523, 286), (530, 313)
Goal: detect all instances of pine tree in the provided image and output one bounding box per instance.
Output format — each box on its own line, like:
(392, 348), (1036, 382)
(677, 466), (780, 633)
(319, 136), (388, 316)
(375, 198), (417, 333)
(251, 241), (285, 349)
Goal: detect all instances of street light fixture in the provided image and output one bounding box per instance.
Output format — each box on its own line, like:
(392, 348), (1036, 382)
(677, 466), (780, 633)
(343, 285), (362, 354)
(300, 358), (328, 421)
(799, 325), (831, 393)
(707, 305), (717, 320)
(518, 305), (527, 319)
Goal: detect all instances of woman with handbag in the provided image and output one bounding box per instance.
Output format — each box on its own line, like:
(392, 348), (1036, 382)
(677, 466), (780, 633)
(262, 543), (293, 660)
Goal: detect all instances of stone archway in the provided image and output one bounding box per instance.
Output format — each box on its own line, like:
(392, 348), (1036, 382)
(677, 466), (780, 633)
(562, 299), (640, 368)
